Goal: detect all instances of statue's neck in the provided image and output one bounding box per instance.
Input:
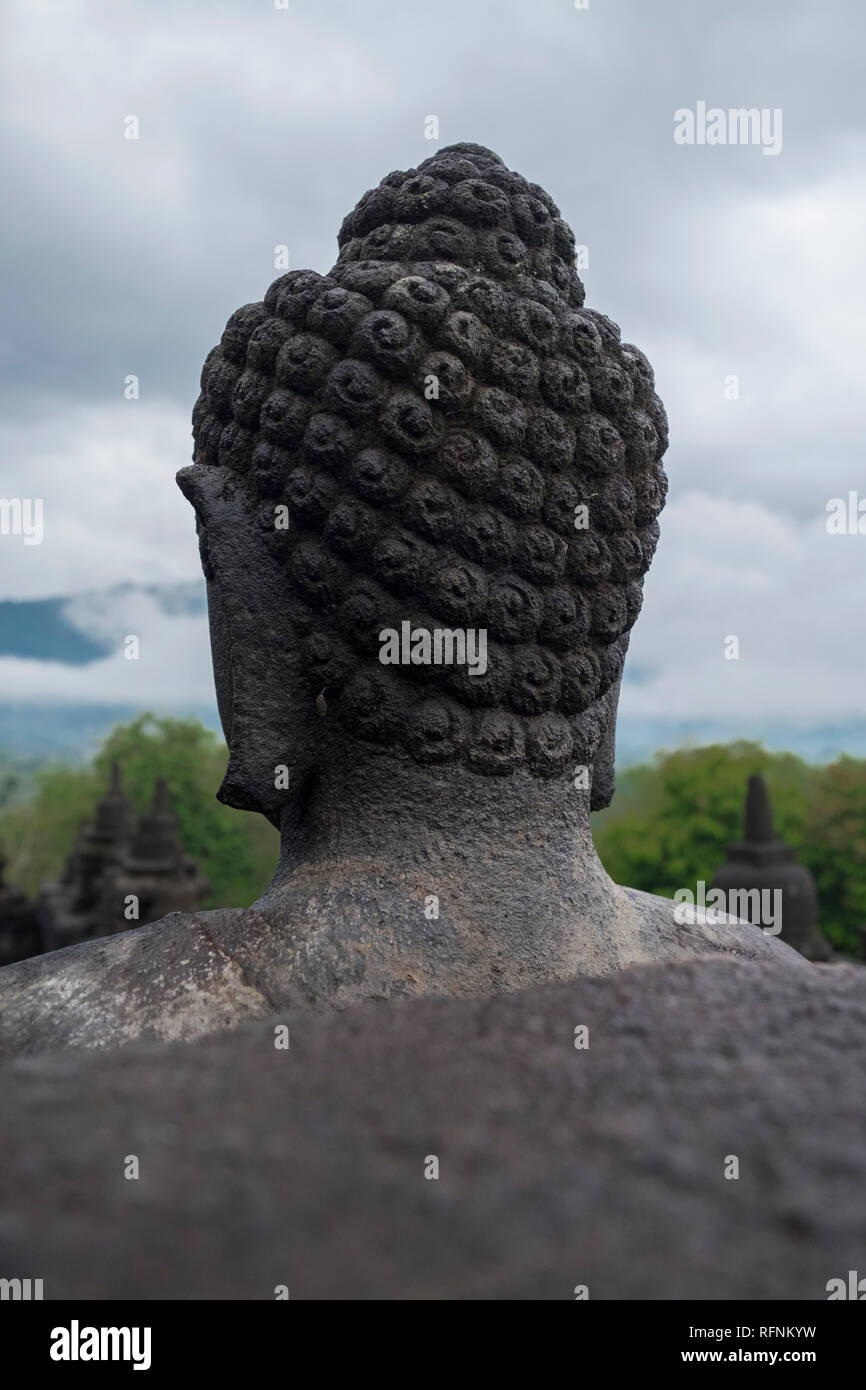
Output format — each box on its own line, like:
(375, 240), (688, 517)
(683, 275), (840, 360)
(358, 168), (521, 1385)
(253, 748), (625, 995)
(265, 750), (607, 896)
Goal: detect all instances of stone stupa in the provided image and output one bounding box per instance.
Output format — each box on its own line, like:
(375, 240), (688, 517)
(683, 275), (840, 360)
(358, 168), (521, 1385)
(95, 778), (210, 934)
(711, 774), (831, 961)
(36, 766), (209, 952)
(37, 762), (136, 951)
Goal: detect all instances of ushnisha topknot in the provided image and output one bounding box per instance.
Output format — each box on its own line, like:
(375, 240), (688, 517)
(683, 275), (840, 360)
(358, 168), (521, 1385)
(192, 143), (669, 778)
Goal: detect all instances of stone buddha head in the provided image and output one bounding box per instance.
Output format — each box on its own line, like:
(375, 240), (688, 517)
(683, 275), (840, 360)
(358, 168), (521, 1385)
(177, 142), (668, 845)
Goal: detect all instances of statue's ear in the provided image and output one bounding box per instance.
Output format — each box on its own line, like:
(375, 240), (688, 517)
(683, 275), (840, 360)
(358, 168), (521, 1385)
(590, 674), (621, 812)
(175, 463), (316, 832)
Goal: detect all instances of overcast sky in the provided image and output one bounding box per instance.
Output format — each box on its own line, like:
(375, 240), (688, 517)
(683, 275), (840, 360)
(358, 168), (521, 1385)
(0, 0), (863, 753)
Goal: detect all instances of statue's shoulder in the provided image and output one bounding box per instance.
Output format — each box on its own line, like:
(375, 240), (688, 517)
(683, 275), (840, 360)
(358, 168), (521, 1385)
(0, 908), (275, 1059)
(617, 885), (808, 970)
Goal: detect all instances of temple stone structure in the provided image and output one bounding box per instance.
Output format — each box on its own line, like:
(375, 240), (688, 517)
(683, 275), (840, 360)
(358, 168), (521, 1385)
(0, 845), (42, 967)
(36, 767), (209, 953)
(38, 763), (136, 951)
(711, 774), (831, 962)
(96, 778), (210, 933)
(0, 143), (806, 1060)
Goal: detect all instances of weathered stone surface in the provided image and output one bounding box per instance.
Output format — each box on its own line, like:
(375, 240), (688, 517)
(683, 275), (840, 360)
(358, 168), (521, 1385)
(0, 957), (862, 1300)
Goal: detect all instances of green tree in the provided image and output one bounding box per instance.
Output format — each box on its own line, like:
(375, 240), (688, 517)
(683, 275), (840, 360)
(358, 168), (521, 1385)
(0, 764), (100, 895)
(801, 758), (866, 954)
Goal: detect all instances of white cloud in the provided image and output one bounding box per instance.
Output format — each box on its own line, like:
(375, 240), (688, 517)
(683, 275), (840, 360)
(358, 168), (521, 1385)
(645, 157), (866, 518)
(625, 492), (866, 722)
(0, 400), (199, 599)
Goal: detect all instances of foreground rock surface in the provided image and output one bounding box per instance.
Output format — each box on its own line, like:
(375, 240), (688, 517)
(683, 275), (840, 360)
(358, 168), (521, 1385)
(0, 956), (863, 1300)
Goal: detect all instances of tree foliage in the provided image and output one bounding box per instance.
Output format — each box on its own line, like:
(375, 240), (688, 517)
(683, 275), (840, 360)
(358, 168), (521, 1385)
(592, 741), (863, 956)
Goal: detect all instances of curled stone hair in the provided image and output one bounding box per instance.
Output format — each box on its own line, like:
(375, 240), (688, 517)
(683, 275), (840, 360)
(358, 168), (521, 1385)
(192, 143), (669, 779)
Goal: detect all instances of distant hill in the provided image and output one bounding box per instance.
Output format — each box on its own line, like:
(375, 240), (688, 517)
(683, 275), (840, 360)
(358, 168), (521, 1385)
(0, 596), (109, 664)
(614, 716), (866, 768)
(0, 581), (216, 758)
(0, 582), (205, 665)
